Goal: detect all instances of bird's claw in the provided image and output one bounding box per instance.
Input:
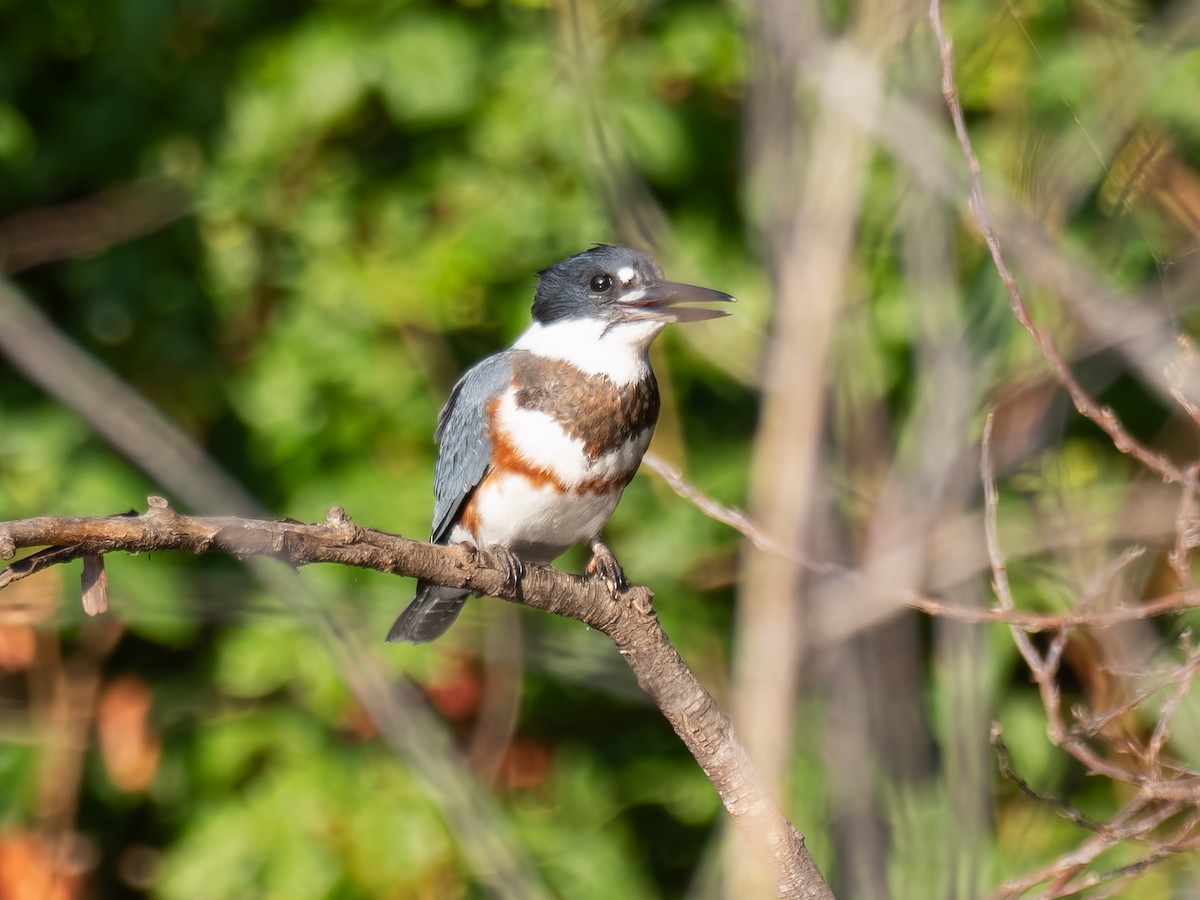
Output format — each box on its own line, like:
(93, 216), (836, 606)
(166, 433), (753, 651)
(587, 541), (628, 598)
(487, 544), (525, 592)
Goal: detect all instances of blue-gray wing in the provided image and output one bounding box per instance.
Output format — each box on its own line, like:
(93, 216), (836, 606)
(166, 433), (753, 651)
(429, 351), (514, 544)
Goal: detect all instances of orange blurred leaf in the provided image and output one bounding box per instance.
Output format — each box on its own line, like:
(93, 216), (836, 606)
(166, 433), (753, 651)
(425, 657), (483, 721)
(0, 832), (81, 900)
(96, 676), (160, 792)
(0, 626), (36, 672)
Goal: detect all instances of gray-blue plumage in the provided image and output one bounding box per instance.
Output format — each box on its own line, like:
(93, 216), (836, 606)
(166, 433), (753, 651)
(386, 351), (513, 643)
(430, 352), (514, 543)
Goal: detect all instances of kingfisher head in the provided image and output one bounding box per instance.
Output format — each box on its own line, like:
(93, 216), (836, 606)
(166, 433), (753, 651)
(532, 245), (735, 331)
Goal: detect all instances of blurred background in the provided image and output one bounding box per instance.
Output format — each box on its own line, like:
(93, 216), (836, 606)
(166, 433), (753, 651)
(3, 0), (1200, 897)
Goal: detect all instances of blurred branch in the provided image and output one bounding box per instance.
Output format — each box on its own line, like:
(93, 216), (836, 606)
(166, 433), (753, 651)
(29, 618), (123, 880)
(990, 724), (1109, 835)
(992, 797), (1185, 899)
(647, 451), (1200, 631)
(466, 603), (524, 783)
(0, 272), (551, 900)
(928, 4), (1200, 889)
(983, 407), (1198, 794)
(643, 452), (810, 566)
(908, 588), (1200, 630)
(0, 180), (188, 274)
(979, 396), (1200, 894)
(733, 2), (909, 890)
(0, 275), (259, 516)
(0, 499), (835, 900)
(787, 5), (1200, 419)
(928, 0), (1189, 486)
(734, 6), (925, 894)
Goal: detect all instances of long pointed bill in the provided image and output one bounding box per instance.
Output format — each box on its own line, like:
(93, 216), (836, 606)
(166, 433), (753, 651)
(616, 280), (737, 322)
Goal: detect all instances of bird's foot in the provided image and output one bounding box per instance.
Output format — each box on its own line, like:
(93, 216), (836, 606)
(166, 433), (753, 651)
(587, 540), (628, 598)
(487, 544), (525, 592)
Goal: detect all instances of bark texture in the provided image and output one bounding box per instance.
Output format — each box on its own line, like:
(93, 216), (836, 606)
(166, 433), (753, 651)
(0, 497), (834, 900)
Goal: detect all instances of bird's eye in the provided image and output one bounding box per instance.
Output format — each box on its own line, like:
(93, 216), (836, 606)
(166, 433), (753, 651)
(589, 273), (613, 293)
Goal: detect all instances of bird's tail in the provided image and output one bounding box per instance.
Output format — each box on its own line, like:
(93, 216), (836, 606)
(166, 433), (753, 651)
(385, 581), (469, 643)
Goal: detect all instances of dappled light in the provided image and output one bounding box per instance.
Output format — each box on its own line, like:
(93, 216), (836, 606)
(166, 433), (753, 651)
(4, 0), (1200, 897)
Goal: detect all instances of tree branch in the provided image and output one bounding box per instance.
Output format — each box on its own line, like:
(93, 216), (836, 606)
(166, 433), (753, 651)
(927, 0), (1190, 486)
(0, 497), (834, 900)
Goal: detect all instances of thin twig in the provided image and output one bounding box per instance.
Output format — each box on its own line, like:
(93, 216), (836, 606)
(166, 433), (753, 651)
(928, 0), (1189, 486)
(990, 724), (1108, 834)
(985, 400), (1166, 789)
(642, 452), (818, 568)
(933, 4), (1200, 892)
(993, 797), (1179, 898)
(982, 413), (1040, 664)
(1073, 654), (1200, 741)
(1169, 462), (1200, 588)
(646, 449), (1200, 631)
(908, 589), (1200, 631)
(1145, 637), (1200, 778)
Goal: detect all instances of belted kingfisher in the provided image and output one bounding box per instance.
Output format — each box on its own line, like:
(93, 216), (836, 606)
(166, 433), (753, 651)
(386, 245), (734, 643)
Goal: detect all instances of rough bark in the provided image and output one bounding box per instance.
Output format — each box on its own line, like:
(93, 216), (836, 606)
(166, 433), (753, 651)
(0, 497), (834, 900)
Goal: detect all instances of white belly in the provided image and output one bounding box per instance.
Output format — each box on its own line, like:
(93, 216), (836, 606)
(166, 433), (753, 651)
(450, 474), (623, 563)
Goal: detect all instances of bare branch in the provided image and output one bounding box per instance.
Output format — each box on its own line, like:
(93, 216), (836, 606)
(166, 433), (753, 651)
(0, 499), (834, 900)
(644, 449), (1200, 632)
(990, 724), (1109, 835)
(987, 403), (1200, 790)
(0, 180), (188, 275)
(931, 4), (1200, 891)
(928, 0), (1189, 486)
(909, 590), (1200, 631)
(1145, 637), (1200, 779)
(642, 452), (825, 569)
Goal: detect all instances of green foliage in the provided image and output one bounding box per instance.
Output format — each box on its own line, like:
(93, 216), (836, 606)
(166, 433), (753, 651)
(4, 0), (1200, 895)
(159, 716), (456, 898)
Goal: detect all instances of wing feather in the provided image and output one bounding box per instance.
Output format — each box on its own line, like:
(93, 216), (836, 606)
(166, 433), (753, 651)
(430, 351), (513, 543)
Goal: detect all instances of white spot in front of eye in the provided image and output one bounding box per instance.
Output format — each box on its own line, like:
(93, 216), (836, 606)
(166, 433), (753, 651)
(617, 266), (636, 284)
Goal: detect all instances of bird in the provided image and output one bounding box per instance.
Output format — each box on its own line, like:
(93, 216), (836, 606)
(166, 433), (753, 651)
(386, 245), (734, 643)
